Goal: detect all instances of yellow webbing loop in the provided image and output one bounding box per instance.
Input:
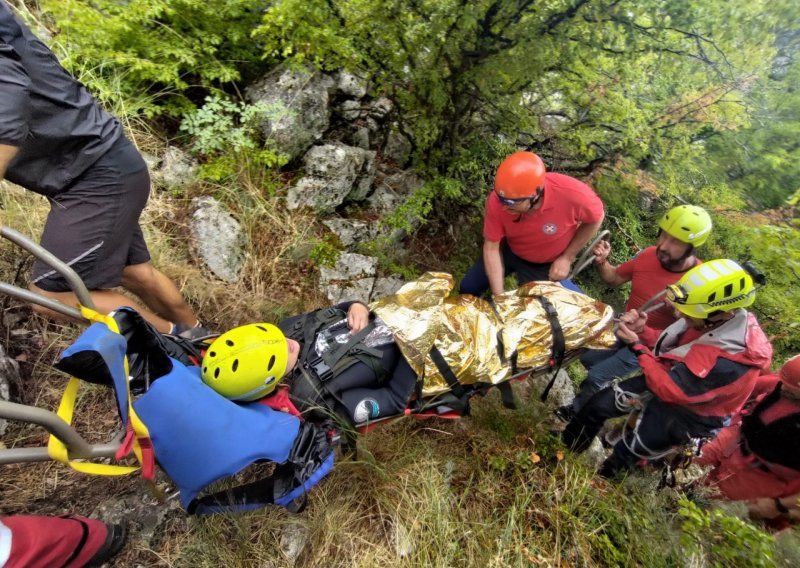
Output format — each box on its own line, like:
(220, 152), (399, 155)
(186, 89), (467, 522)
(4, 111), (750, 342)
(47, 306), (152, 475)
(47, 377), (138, 475)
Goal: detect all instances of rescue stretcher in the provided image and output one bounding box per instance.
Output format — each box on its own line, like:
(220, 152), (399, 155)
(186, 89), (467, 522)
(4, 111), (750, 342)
(0, 226), (617, 512)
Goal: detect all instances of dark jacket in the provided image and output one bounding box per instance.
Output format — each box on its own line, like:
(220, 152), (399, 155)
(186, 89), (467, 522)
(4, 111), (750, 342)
(280, 302), (416, 426)
(0, 2), (121, 196)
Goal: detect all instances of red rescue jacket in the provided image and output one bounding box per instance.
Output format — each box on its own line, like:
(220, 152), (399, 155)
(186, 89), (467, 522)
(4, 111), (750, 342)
(697, 381), (800, 500)
(632, 310), (772, 417)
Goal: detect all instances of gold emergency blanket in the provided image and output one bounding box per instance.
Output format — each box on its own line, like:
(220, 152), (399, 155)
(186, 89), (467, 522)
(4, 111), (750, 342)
(371, 272), (617, 396)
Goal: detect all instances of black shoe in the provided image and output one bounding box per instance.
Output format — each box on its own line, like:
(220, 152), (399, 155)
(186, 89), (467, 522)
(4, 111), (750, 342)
(553, 404), (576, 423)
(87, 522), (128, 567)
(174, 323), (217, 340)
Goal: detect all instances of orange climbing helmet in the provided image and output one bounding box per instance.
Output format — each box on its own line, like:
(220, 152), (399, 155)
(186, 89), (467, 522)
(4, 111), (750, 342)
(494, 151), (547, 200)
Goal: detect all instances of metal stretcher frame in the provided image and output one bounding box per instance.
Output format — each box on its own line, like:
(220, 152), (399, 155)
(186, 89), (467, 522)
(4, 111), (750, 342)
(0, 225), (616, 464)
(0, 226), (121, 465)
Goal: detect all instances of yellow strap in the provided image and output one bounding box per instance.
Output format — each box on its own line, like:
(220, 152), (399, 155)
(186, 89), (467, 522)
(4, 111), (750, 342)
(47, 306), (150, 476)
(79, 306), (152, 444)
(47, 377), (138, 475)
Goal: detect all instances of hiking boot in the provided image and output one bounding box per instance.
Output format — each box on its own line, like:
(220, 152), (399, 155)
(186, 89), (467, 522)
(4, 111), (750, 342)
(87, 522), (128, 566)
(553, 404), (575, 423)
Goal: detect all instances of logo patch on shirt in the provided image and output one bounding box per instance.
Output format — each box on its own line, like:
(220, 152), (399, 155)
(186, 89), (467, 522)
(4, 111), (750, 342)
(542, 223), (558, 235)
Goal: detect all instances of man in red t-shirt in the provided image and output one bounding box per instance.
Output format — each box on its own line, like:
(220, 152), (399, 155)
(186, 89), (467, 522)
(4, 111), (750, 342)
(561, 204), (712, 417)
(459, 151), (605, 297)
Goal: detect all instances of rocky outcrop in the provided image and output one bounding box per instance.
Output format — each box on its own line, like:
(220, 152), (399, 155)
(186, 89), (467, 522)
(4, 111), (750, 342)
(287, 143), (376, 213)
(246, 67), (335, 162)
(151, 63), (428, 296)
(190, 197), (245, 282)
(319, 253), (378, 304)
(322, 219), (377, 248)
(152, 147), (199, 190)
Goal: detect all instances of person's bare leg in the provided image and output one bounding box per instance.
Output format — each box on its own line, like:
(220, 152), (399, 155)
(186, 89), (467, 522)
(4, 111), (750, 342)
(121, 262), (198, 327)
(29, 284), (173, 332)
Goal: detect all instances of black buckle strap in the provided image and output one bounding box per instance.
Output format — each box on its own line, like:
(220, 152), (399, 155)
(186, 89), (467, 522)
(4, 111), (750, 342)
(536, 295), (566, 403)
(308, 357), (334, 383)
(429, 345), (466, 401)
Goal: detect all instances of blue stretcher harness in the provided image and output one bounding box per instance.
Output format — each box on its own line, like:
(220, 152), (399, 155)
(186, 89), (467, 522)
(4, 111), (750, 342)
(57, 313), (334, 514)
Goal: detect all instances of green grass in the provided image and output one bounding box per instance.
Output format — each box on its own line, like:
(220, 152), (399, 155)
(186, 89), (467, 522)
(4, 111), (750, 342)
(1, 152), (796, 568)
(124, 386), (790, 566)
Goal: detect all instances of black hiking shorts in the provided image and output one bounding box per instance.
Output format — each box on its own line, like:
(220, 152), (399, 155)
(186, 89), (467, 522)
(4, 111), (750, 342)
(32, 136), (152, 292)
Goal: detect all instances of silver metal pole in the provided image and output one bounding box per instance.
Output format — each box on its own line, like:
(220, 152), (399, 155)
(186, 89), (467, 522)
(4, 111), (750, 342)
(0, 226), (95, 309)
(0, 399), (121, 464)
(568, 229), (611, 280)
(0, 227), (116, 466)
(0, 282), (86, 322)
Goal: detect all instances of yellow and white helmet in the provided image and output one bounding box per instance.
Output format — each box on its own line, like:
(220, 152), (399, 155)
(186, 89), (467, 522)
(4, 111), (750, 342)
(666, 259), (756, 318)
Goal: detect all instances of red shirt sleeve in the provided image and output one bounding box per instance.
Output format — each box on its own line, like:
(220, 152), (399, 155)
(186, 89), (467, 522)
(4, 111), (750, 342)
(616, 257), (635, 280)
(482, 193), (505, 242)
(579, 189), (605, 224)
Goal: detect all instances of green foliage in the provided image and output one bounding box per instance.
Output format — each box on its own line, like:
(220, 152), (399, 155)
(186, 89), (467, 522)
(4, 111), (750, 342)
(308, 235), (342, 268)
(179, 94), (288, 182)
(180, 95), (276, 156)
(254, 0), (780, 181)
(711, 215), (800, 358)
(381, 177), (467, 234)
(40, 0), (265, 117)
(701, 36), (800, 209)
(679, 497), (775, 567)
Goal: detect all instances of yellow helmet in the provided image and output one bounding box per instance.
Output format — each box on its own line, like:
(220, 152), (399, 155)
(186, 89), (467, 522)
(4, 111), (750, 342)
(201, 323), (288, 401)
(666, 259), (756, 318)
(658, 205), (712, 246)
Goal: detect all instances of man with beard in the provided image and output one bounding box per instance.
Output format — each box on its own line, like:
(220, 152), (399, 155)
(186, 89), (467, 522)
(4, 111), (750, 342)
(557, 205), (712, 418)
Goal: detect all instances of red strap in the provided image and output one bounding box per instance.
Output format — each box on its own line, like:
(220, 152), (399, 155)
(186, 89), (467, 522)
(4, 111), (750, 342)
(115, 423), (135, 460)
(257, 386), (302, 417)
(115, 420), (155, 479)
(137, 437), (156, 480)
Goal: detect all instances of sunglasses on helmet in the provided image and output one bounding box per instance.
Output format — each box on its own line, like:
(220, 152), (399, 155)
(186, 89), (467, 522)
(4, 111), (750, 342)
(496, 187), (543, 208)
(496, 195), (529, 207)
